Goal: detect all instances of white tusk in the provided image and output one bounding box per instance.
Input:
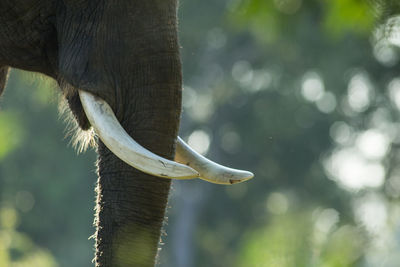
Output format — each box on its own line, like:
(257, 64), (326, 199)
(79, 90), (199, 180)
(175, 137), (254, 185)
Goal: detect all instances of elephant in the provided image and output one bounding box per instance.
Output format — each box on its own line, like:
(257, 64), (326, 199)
(0, 1), (253, 266)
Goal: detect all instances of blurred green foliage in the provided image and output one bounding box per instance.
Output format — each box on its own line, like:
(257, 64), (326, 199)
(0, 112), (25, 160)
(1, 0), (400, 266)
(228, 0), (375, 44)
(322, 0), (375, 36)
(0, 70), (96, 266)
(0, 207), (58, 266)
(237, 212), (365, 267)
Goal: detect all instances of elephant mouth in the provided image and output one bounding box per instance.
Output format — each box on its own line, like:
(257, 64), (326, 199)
(79, 90), (254, 185)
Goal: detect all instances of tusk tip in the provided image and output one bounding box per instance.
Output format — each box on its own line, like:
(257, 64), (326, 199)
(200, 170), (254, 185)
(228, 171), (254, 185)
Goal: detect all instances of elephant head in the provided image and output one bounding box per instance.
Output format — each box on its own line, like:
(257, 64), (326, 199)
(0, 1), (253, 266)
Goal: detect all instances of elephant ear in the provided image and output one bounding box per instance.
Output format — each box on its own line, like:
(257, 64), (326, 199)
(0, 66), (9, 97)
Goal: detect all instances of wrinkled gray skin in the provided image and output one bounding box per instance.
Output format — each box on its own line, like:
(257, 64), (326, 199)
(0, 1), (182, 266)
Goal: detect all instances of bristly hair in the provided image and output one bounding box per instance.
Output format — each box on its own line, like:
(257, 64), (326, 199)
(59, 97), (97, 153)
(58, 81), (97, 153)
(15, 72), (96, 153)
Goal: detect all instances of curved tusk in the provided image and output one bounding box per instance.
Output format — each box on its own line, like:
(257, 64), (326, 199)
(79, 90), (199, 179)
(175, 137), (254, 185)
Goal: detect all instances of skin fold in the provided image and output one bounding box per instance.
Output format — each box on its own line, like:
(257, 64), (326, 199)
(0, 0), (182, 266)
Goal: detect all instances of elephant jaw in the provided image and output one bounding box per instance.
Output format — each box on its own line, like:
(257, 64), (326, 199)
(79, 90), (254, 185)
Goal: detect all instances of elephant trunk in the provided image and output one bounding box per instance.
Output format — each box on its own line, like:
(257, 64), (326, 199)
(94, 55), (182, 266)
(89, 2), (182, 266)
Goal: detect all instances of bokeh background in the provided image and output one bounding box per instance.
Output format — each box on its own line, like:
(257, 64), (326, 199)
(1, 0), (400, 266)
